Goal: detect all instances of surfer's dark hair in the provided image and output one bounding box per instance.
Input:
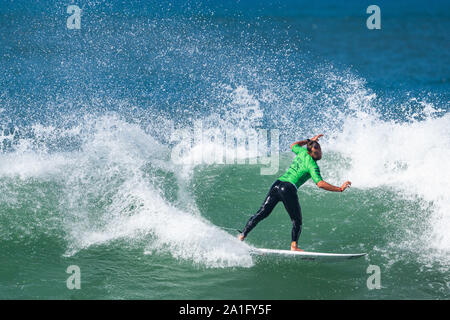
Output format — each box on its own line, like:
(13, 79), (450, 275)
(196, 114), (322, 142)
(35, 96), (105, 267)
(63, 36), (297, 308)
(307, 140), (320, 153)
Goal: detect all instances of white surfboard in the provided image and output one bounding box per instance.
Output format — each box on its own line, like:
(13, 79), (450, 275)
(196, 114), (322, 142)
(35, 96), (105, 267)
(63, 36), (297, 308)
(251, 248), (367, 262)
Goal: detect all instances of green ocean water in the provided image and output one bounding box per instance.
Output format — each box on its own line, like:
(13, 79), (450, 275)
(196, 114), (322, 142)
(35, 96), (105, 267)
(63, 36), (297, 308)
(1, 150), (448, 299)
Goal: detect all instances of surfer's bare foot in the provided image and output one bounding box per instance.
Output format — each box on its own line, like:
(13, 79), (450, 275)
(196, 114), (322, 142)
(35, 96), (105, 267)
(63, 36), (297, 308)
(238, 234), (245, 241)
(290, 241), (304, 252)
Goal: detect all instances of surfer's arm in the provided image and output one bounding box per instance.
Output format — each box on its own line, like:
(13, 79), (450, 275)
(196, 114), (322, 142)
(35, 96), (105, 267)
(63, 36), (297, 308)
(290, 139), (308, 149)
(317, 180), (351, 192)
(290, 134), (323, 149)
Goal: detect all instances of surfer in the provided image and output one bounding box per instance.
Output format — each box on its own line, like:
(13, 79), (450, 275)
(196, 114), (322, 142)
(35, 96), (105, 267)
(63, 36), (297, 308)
(238, 134), (351, 251)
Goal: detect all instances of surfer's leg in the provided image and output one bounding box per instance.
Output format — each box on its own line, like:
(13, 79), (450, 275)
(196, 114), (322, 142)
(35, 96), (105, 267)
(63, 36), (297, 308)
(240, 180), (281, 239)
(278, 182), (303, 244)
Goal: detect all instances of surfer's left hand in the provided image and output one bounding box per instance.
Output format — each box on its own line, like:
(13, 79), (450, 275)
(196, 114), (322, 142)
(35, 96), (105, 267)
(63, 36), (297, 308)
(340, 181), (352, 192)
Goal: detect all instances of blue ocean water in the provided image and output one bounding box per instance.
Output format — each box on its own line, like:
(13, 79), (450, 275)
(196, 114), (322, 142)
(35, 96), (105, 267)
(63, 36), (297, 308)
(0, 0), (449, 299)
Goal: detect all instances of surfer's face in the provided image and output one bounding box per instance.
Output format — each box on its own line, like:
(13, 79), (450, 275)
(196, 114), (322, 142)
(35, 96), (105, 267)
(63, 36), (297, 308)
(310, 146), (322, 161)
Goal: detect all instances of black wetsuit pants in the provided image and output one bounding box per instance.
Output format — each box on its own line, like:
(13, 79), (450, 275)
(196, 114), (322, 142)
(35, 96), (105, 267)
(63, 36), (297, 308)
(241, 180), (302, 242)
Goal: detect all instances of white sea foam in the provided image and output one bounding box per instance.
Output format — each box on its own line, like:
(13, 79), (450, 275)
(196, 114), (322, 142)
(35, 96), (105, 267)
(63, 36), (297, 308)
(324, 97), (450, 267)
(0, 115), (254, 268)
